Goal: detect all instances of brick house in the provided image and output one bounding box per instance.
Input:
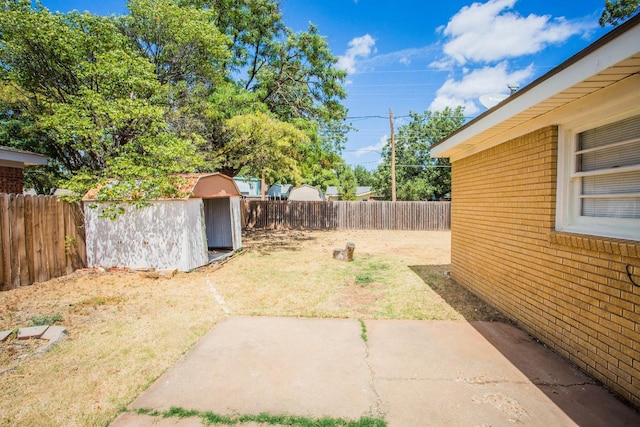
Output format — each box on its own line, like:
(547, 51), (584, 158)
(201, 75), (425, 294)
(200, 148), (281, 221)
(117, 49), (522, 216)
(0, 146), (48, 194)
(431, 15), (640, 406)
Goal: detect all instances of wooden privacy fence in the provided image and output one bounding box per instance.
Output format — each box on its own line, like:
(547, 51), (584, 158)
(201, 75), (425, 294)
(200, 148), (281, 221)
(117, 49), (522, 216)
(0, 194), (86, 291)
(242, 200), (451, 231)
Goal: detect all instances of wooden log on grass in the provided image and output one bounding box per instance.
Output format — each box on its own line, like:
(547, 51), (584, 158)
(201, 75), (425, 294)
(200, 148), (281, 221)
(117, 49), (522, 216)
(333, 242), (355, 262)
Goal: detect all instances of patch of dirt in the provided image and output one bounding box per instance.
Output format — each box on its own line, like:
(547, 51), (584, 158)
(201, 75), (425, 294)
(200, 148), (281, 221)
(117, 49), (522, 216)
(0, 336), (42, 373)
(0, 266), (217, 373)
(243, 229), (319, 254)
(332, 281), (386, 317)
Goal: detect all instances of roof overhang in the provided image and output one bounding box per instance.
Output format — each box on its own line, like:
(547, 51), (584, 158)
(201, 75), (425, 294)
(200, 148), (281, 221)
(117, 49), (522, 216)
(431, 14), (640, 162)
(0, 146), (48, 167)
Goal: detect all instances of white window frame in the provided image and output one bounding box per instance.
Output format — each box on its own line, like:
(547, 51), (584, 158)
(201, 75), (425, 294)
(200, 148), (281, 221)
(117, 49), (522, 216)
(557, 109), (640, 241)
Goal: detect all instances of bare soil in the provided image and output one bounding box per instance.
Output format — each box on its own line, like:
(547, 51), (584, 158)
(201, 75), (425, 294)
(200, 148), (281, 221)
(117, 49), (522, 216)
(0, 230), (506, 426)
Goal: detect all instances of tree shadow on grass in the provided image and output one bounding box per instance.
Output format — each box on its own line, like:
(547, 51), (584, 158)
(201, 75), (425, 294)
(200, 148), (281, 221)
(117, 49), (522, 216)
(242, 229), (319, 253)
(409, 265), (509, 322)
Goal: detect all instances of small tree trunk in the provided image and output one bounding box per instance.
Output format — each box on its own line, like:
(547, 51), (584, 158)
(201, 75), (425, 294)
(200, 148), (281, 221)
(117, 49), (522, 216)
(345, 242), (355, 262)
(333, 242), (355, 262)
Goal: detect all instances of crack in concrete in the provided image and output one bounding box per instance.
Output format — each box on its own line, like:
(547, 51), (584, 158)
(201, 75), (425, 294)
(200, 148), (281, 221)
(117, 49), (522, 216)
(361, 327), (383, 417)
(535, 381), (595, 387)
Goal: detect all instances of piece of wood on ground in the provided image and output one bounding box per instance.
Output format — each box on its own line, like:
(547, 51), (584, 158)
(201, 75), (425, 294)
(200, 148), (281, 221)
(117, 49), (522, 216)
(333, 242), (356, 262)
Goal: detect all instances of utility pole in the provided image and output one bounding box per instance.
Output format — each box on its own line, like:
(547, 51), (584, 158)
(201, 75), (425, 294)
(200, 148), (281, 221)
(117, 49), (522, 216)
(389, 108), (396, 201)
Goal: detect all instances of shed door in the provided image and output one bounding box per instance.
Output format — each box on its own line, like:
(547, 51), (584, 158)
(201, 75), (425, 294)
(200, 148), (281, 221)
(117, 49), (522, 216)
(203, 198), (232, 249)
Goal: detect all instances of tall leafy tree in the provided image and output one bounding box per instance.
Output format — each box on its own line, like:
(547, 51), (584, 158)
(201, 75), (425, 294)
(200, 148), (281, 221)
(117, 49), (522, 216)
(223, 111), (308, 185)
(373, 107), (465, 201)
(353, 165), (374, 186)
(185, 0), (350, 176)
(1, 0), (351, 200)
(120, 0), (230, 86)
(600, 0), (639, 26)
(337, 164), (358, 201)
(0, 0), (202, 200)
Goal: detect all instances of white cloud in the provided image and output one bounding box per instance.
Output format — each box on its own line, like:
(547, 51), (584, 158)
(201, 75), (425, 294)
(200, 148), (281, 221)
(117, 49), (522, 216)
(355, 134), (388, 157)
(337, 34), (376, 74)
(362, 45), (438, 70)
(440, 0), (595, 65)
(428, 62), (534, 114)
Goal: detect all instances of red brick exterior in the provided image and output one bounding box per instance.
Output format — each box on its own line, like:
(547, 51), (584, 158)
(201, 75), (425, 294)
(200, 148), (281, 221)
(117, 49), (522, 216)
(451, 126), (640, 406)
(0, 166), (24, 194)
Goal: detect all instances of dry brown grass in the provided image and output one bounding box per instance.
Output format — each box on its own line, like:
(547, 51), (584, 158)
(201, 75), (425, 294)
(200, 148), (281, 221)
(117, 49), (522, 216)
(0, 269), (225, 426)
(0, 230), (505, 426)
(219, 230), (506, 321)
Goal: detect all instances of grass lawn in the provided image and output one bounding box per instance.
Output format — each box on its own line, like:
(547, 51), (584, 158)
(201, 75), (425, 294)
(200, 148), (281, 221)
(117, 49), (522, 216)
(0, 230), (506, 426)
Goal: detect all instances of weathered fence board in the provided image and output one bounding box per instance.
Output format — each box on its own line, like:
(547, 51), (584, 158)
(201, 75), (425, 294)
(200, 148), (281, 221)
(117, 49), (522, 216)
(241, 200), (450, 231)
(0, 194), (86, 291)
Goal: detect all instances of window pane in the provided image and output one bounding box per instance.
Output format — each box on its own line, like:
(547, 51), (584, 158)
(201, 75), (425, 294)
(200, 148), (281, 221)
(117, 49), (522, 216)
(582, 171), (640, 195)
(577, 115), (640, 220)
(579, 114), (640, 151)
(582, 198), (640, 218)
(578, 141), (640, 171)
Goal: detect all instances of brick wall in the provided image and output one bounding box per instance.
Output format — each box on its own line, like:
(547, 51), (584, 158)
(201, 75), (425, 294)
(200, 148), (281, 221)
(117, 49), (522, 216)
(0, 166), (24, 194)
(451, 125), (640, 406)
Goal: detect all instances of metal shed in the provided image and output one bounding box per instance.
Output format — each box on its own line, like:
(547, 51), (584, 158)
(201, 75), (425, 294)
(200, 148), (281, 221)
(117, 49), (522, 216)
(288, 184), (325, 201)
(83, 173), (242, 272)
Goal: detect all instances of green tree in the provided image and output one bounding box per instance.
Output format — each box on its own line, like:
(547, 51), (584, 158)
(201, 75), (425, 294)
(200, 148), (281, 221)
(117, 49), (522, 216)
(223, 112), (309, 185)
(186, 0), (350, 175)
(353, 165), (374, 186)
(600, 0), (639, 26)
(0, 1), (201, 200)
(121, 0), (229, 85)
(0, 0), (350, 200)
(337, 164), (358, 201)
(373, 107), (465, 201)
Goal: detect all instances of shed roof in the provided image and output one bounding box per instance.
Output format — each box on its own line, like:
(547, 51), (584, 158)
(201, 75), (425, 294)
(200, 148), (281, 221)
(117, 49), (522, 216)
(178, 173), (240, 198)
(431, 14), (640, 161)
(83, 173), (240, 201)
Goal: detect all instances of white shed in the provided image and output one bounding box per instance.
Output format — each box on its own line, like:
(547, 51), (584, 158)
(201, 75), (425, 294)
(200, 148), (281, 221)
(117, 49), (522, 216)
(83, 173), (242, 271)
(288, 184), (325, 201)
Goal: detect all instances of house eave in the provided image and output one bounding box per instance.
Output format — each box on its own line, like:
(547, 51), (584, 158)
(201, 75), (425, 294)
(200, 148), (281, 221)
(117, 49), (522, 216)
(0, 146), (49, 166)
(431, 14), (640, 161)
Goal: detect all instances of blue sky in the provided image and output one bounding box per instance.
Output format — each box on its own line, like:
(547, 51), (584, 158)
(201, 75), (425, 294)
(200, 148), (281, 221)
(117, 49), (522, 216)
(39, 0), (610, 170)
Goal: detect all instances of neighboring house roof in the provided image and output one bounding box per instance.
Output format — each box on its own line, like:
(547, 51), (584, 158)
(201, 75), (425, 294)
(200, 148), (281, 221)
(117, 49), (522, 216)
(288, 184), (325, 201)
(234, 176), (262, 197)
(267, 183), (292, 198)
(326, 186), (375, 198)
(83, 173), (240, 201)
(431, 14), (640, 161)
(325, 186), (339, 196)
(356, 186), (374, 196)
(0, 145), (48, 166)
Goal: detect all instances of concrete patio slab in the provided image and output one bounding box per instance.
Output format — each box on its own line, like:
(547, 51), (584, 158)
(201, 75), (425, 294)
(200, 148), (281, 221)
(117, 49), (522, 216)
(110, 317), (640, 427)
(127, 317), (375, 418)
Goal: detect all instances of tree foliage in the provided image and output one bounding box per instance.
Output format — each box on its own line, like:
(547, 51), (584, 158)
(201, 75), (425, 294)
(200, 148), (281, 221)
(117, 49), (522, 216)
(373, 107), (465, 201)
(0, 0), (202, 201)
(0, 0), (350, 201)
(600, 0), (639, 26)
(353, 165), (374, 186)
(222, 111), (308, 184)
